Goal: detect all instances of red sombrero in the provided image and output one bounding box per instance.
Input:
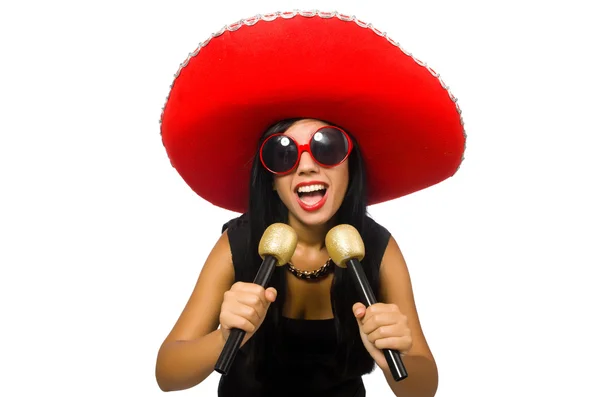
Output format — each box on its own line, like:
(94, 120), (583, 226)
(160, 10), (466, 213)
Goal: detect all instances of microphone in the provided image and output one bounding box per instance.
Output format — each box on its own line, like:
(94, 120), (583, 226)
(325, 224), (408, 382)
(214, 223), (298, 376)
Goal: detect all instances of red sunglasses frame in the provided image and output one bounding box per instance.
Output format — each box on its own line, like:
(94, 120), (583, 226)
(259, 125), (354, 175)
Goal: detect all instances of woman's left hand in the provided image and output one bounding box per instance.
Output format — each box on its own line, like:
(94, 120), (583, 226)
(353, 302), (412, 371)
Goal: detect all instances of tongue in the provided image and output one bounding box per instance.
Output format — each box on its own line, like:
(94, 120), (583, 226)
(299, 190), (325, 205)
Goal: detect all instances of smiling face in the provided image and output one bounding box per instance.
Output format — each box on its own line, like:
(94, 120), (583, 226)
(271, 119), (350, 227)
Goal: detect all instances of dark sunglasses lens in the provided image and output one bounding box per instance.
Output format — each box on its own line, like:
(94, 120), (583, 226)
(310, 128), (350, 166)
(261, 135), (298, 173)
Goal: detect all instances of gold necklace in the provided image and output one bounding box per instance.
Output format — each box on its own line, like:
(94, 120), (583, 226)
(286, 258), (333, 280)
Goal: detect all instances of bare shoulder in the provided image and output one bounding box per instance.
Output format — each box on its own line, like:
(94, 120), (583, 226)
(379, 235), (435, 360)
(162, 230), (235, 344)
(379, 235), (410, 302)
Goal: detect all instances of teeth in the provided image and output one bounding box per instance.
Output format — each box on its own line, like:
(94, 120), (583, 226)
(297, 184), (326, 193)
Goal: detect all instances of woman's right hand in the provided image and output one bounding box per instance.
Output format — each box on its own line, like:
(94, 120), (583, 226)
(219, 282), (277, 346)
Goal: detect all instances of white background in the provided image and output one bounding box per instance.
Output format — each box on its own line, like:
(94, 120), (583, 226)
(1, 0), (599, 396)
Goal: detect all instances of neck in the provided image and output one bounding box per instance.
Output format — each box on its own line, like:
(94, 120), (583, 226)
(287, 214), (331, 250)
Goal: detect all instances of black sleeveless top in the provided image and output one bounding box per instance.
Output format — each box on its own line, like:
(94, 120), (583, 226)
(218, 215), (391, 397)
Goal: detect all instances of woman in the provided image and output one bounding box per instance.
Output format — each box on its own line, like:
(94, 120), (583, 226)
(155, 10), (465, 397)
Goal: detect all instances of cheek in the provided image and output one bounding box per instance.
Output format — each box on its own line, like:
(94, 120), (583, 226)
(273, 176), (292, 196)
(330, 165), (350, 194)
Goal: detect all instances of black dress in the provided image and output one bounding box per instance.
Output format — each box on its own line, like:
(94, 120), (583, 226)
(217, 215), (391, 397)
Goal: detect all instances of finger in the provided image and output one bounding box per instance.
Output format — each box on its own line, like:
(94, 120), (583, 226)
(265, 287), (278, 303)
(220, 312), (257, 334)
(235, 292), (269, 314)
(373, 336), (412, 353)
(231, 282), (268, 298)
(366, 323), (410, 344)
(361, 303), (400, 324)
(362, 312), (404, 335)
(353, 302), (366, 319)
(232, 291), (269, 311)
(222, 300), (262, 324)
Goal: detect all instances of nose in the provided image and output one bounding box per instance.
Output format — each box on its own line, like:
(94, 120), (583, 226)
(296, 150), (319, 175)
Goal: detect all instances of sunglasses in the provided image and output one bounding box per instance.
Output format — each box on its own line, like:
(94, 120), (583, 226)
(259, 126), (354, 175)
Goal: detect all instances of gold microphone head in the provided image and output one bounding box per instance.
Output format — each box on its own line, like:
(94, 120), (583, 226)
(325, 224), (365, 268)
(258, 223), (298, 266)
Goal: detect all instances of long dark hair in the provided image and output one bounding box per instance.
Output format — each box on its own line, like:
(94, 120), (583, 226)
(237, 118), (379, 379)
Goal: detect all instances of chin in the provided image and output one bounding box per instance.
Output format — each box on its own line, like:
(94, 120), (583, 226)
(289, 200), (340, 227)
(293, 211), (333, 226)
(278, 188), (343, 227)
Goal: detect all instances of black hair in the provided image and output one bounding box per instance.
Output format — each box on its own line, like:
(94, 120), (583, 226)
(237, 118), (379, 379)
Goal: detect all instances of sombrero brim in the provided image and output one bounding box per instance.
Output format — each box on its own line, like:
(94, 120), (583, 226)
(160, 10), (466, 213)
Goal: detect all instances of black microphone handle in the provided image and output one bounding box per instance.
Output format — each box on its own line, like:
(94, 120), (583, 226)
(347, 258), (409, 382)
(214, 255), (278, 375)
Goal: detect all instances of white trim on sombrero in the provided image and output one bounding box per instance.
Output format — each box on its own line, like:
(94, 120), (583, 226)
(158, 10), (466, 156)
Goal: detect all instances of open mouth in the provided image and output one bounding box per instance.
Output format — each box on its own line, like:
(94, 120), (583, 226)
(296, 183), (328, 210)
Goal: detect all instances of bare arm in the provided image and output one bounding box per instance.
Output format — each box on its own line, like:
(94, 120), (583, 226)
(155, 231), (234, 391)
(379, 236), (439, 397)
